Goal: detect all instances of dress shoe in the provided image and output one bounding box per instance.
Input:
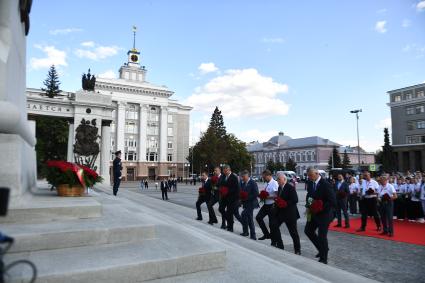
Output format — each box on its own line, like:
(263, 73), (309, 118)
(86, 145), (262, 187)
(258, 235), (270, 240)
(356, 228), (365, 232)
(207, 221), (214, 225)
(196, 217), (202, 221)
(376, 226), (382, 232)
(220, 225), (227, 230)
(388, 233), (394, 237)
(344, 225), (350, 228)
(318, 258), (328, 264)
(295, 251), (301, 255)
(276, 244), (284, 250)
(227, 228), (233, 232)
(334, 224), (342, 227)
(212, 220), (218, 224)
(250, 236), (257, 241)
(379, 231), (388, 235)
(240, 232), (249, 237)
(315, 253), (320, 258)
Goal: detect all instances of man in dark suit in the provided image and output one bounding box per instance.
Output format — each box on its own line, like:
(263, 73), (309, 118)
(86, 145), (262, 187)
(207, 166), (222, 225)
(270, 172), (301, 254)
(112, 150), (123, 196)
(160, 179), (169, 200)
(304, 167), (336, 264)
(220, 164), (240, 232)
(196, 171), (212, 221)
(334, 173), (350, 228)
(239, 170), (259, 240)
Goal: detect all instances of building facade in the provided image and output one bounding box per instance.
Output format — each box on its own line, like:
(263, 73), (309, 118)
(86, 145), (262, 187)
(387, 83), (425, 172)
(247, 132), (375, 176)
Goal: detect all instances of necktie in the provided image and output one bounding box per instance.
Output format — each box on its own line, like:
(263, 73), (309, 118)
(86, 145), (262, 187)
(313, 182), (316, 192)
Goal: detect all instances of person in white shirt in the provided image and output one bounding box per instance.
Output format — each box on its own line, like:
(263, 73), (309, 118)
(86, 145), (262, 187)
(348, 177), (359, 215)
(357, 171), (381, 232)
(407, 177), (425, 222)
(378, 176), (397, 237)
(394, 178), (405, 220)
(420, 178), (425, 216)
(255, 169), (278, 241)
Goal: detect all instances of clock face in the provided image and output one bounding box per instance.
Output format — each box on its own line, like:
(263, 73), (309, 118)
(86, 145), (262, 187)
(131, 54), (138, 62)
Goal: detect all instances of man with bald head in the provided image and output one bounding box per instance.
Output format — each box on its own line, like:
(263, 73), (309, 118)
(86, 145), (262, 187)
(304, 167), (336, 264)
(270, 172), (301, 254)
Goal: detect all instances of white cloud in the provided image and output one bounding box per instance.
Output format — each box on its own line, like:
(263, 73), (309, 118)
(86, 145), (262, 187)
(262, 37), (285, 44)
(239, 129), (278, 143)
(417, 1), (425, 11)
(75, 43), (121, 60)
(375, 118), (392, 129)
(98, 70), (117, 79)
(30, 45), (67, 69)
(186, 68), (289, 119)
(402, 19), (411, 28)
(198, 62), (219, 74)
(375, 21), (387, 33)
(80, 41), (95, 47)
(49, 28), (83, 35)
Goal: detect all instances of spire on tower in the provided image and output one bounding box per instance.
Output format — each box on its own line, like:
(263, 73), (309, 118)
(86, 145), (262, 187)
(132, 25), (137, 51)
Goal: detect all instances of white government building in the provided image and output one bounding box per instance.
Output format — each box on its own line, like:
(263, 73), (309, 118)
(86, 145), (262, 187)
(26, 38), (191, 182)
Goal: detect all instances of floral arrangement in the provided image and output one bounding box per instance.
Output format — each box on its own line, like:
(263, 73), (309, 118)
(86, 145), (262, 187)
(382, 193), (391, 202)
(274, 197), (287, 208)
(259, 190), (269, 202)
(219, 186), (229, 198)
(366, 188), (375, 195)
(198, 187), (206, 195)
(46, 160), (103, 188)
(211, 175), (219, 191)
(305, 197), (324, 221)
(240, 191), (248, 201)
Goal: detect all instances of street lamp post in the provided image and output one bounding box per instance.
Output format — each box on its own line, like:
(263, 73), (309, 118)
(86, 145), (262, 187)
(350, 109), (362, 170)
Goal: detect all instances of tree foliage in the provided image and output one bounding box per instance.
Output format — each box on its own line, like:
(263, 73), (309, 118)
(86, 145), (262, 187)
(286, 157), (297, 171)
(381, 128), (394, 172)
(327, 146), (342, 170)
(342, 149), (351, 169)
(188, 107), (253, 174)
(42, 65), (61, 98)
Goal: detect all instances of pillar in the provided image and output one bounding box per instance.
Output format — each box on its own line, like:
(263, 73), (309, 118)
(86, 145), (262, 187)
(101, 120), (112, 184)
(67, 120), (74, 162)
(138, 104), (148, 162)
(116, 102), (126, 153)
(159, 106), (168, 162)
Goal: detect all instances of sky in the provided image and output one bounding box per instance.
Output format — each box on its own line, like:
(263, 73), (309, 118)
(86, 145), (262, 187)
(26, 0), (425, 152)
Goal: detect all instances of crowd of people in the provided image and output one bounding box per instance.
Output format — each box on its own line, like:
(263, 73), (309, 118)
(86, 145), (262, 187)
(194, 165), (425, 264)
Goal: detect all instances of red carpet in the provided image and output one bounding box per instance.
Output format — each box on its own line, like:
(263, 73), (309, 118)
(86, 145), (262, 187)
(329, 217), (425, 246)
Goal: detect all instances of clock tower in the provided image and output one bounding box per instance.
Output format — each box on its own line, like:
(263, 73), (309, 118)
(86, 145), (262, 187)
(119, 26), (147, 82)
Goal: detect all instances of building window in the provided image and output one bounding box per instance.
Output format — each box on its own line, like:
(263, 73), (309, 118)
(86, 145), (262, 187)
(167, 154), (173, 161)
(407, 121), (415, 130)
(417, 120), (425, 129)
(416, 105), (425, 114)
(147, 125), (159, 135)
(168, 115), (173, 123)
(406, 135), (425, 144)
(125, 104), (138, 120)
(168, 127), (173, 136)
(406, 107), (415, 115)
(404, 92), (412, 100)
(168, 141), (173, 149)
(125, 122), (137, 133)
(126, 151), (137, 161)
(417, 90), (425, 98)
(146, 152), (158, 161)
(148, 137), (158, 148)
(394, 95), (401, 102)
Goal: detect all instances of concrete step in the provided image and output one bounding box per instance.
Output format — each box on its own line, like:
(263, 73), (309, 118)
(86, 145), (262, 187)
(1, 194), (102, 224)
(6, 238), (226, 283)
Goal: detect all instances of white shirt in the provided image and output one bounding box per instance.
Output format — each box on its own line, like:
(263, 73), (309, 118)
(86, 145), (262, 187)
(361, 179), (379, 198)
(410, 183), (421, 202)
(349, 183), (359, 194)
(378, 183), (396, 198)
(264, 178), (278, 205)
(421, 183), (425, 200)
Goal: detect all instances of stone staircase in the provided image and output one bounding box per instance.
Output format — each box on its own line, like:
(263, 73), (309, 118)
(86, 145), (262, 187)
(1, 186), (226, 282)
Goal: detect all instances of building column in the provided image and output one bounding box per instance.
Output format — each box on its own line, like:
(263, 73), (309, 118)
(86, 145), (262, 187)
(67, 119), (74, 162)
(138, 104), (148, 162)
(116, 102), (126, 153)
(101, 120), (112, 184)
(421, 149), (425, 172)
(159, 106), (168, 162)
(409, 150), (415, 171)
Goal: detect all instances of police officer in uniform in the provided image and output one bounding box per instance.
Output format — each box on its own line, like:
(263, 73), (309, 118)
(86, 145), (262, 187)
(112, 150), (123, 196)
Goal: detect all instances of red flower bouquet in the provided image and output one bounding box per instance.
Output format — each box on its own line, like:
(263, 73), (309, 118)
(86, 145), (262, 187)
(219, 186), (229, 198)
(275, 197), (287, 208)
(211, 175), (219, 185)
(45, 160), (103, 188)
(310, 199), (324, 214)
(366, 188), (375, 195)
(198, 187), (206, 195)
(240, 191), (248, 201)
(337, 191), (347, 199)
(382, 193), (391, 202)
(259, 190), (269, 201)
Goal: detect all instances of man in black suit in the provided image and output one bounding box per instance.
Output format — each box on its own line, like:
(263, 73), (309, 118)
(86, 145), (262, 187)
(270, 172), (301, 254)
(334, 173), (350, 228)
(112, 150), (123, 196)
(196, 171), (212, 221)
(304, 168), (336, 264)
(160, 179), (169, 200)
(207, 166), (222, 225)
(220, 164), (240, 232)
(239, 170), (259, 240)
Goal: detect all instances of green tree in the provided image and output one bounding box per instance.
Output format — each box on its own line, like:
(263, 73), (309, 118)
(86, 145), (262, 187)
(342, 149), (351, 169)
(286, 157), (297, 171)
(381, 128), (394, 173)
(266, 160), (275, 173)
(42, 65), (61, 98)
(327, 146), (342, 169)
(275, 161), (285, 171)
(188, 107), (252, 174)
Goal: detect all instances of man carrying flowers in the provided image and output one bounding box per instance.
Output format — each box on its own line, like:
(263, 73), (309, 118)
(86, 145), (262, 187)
(196, 171), (212, 221)
(255, 169), (278, 241)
